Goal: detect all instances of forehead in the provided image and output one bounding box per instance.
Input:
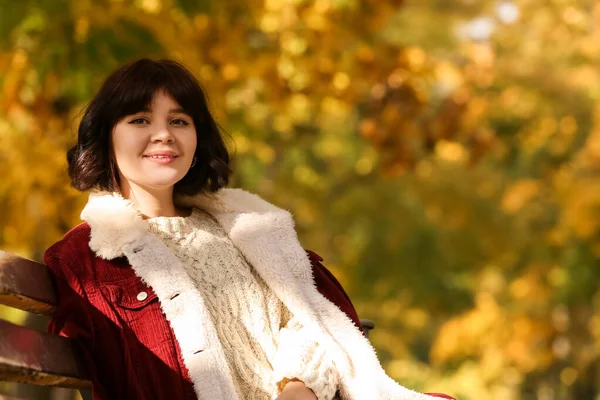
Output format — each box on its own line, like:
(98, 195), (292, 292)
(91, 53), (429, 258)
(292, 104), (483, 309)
(130, 89), (189, 115)
(146, 90), (184, 110)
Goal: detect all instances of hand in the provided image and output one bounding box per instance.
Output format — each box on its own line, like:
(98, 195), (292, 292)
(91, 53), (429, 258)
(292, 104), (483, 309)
(275, 379), (318, 400)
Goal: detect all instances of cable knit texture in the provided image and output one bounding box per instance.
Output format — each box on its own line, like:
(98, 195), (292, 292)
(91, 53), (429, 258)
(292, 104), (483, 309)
(147, 208), (339, 400)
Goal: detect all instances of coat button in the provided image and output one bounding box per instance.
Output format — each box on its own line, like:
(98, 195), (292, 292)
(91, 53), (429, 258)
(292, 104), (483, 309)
(137, 291), (148, 301)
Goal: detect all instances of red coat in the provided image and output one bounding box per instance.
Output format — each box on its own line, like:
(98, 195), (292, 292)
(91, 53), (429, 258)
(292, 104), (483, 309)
(46, 189), (455, 400)
(46, 224), (359, 398)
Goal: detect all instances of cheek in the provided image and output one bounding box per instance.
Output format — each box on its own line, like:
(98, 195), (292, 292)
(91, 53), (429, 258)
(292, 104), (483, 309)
(112, 127), (146, 166)
(187, 129), (198, 154)
(113, 133), (141, 154)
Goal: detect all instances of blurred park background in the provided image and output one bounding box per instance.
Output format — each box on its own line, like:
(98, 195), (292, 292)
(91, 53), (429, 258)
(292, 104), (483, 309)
(1, 0), (600, 399)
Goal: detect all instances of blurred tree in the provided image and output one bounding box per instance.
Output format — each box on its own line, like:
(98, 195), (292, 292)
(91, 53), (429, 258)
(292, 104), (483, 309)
(1, 0), (600, 399)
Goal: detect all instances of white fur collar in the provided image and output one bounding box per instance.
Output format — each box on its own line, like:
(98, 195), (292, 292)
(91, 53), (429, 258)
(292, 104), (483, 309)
(80, 189), (438, 400)
(80, 188), (279, 260)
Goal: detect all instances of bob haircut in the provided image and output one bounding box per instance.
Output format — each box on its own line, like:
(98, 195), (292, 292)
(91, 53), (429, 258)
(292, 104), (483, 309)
(67, 58), (231, 196)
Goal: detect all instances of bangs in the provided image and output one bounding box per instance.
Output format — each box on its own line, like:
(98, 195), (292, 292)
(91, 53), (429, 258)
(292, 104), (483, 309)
(103, 59), (205, 124)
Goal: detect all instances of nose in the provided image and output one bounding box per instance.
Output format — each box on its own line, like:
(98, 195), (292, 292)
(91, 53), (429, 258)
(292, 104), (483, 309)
(151, 125), (175, 143)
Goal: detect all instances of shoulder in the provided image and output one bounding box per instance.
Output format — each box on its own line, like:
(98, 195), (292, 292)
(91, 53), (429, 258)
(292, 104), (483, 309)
(44, 222), (94, 273)
(305, 249), (364, 333)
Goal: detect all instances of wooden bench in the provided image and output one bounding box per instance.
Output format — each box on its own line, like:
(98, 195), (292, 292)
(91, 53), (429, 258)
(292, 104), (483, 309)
(0, 249), (376, 393)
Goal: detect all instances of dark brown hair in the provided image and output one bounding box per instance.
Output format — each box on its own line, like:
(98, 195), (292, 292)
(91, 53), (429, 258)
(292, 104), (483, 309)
(67, 58), (231, 195)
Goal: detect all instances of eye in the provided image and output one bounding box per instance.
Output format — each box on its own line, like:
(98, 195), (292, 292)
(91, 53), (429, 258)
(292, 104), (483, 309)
(128, 117), (149, 125)
(171, 118), (190, 126)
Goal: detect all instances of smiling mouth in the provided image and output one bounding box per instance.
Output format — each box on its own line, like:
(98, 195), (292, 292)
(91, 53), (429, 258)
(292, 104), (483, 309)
(143, 155), (179, 164)
(144, 155), (178, 159)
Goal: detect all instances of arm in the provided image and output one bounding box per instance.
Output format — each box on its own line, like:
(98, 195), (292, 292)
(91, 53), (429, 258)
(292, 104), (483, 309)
(271, 250), (355, 400)
(305, 250), (457, 400)
(45, 247), (112, 399)
(273, 307), (339, 400)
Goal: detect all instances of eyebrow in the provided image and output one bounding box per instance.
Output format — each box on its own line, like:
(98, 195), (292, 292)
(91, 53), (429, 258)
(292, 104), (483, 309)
(139, 107), (189, 114)
(169, 107), (187, 114)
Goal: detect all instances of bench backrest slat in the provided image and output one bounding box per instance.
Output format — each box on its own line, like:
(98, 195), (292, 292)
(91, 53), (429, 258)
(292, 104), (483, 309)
(0, 319), (91, 388)
(0, 250), (56, 316)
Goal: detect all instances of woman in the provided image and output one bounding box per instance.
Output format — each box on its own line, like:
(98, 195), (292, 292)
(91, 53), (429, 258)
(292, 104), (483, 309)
(45, 58), (454, 400)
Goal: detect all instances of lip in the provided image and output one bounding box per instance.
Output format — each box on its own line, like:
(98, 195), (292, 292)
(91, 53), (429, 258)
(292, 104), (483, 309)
(144, 155), (178, 165)
(144, 150), (178, 157)
(143, 150), (179, 165)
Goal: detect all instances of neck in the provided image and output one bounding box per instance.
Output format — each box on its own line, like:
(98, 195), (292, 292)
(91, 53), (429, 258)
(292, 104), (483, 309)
(119, 181), (184, 219)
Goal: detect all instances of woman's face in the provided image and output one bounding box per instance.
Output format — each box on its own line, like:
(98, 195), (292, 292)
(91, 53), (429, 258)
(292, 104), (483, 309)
(111, 90), (197, 194)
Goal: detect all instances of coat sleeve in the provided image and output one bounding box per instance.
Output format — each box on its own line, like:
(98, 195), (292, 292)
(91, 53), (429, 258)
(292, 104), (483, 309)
(44, 246), (112, 400)
(273, 306), (340, 399)
(304, 250), (456, 400)
(269, 250), (363, 399)
(306, 250), (456, 400)
(271, 249), (357, 399)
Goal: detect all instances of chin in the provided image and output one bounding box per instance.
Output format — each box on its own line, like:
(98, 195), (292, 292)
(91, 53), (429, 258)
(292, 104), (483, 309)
(142, 175), (187, 189)
(152, 178), (185, 188)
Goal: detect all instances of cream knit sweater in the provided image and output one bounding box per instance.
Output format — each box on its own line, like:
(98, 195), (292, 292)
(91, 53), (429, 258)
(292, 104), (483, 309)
(147, 207), (339, 400)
